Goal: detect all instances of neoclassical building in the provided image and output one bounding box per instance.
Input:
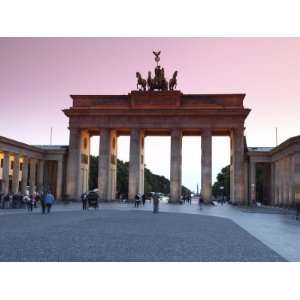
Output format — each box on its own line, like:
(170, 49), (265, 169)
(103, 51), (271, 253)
(1, 91), (300, 207)
(0, 136), (67, 199)
(247, 135), (300, 206)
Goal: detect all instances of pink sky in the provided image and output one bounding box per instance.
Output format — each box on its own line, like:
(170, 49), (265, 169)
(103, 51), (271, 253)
(1, 38), (300, 189)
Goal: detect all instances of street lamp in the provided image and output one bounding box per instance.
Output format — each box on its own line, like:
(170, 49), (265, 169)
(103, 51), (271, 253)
(220, 186), (224, 205)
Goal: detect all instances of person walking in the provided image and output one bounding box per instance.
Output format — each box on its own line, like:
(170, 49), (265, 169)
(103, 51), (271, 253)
(0, 193), (4, 209)
(24, 193), (32, 211)
(40, 192), (46, 214)
(44, 191), (55, 214)
(142, 194), (146, 206)
(153, 193), (159, 214)
(134, 193), (140, 208)
(35, 192), (41, 208)
(81, 192), (88, 210)
(188, 193), (192, 205)
(296, 203), (300, 220)
(198, 194), (203, 210)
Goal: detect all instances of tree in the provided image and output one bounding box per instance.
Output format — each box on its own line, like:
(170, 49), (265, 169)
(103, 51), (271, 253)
(212, 165), (230, 199)
(89, 156), (190, 195)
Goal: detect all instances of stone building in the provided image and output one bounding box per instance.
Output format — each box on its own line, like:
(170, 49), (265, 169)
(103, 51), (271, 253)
(247, 135), (300, 206)
(0, 136), (67, 199)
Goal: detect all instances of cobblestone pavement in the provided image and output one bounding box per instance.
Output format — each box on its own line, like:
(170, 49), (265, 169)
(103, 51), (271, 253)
(0, 202), (289, 262)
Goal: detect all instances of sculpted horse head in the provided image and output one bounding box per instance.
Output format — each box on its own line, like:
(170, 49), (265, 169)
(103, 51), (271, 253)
(136, 72), (142, 80)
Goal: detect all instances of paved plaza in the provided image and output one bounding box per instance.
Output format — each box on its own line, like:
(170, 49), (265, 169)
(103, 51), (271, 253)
(1, 201), (298, 262)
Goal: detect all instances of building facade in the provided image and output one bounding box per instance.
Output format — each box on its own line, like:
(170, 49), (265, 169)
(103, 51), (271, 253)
(1, 92), (300, 207)
(63, 91), (250, 204)
(0, 136), (67, 199)
(247, 135), (300, 207)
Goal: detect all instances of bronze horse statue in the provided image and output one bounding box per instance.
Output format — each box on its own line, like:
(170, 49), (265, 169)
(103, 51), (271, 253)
(147, 67), (168, 91)
(136, 72), (147, 91)
(169, 71), (178, 90)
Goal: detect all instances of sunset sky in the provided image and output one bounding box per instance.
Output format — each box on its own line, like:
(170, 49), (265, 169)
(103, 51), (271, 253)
(1, 38), (300, 191)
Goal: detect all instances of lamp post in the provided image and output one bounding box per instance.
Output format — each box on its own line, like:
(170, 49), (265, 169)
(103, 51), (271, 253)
(220, 186), (224, 205)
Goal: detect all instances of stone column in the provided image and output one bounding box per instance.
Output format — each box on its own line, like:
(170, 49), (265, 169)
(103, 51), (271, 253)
(249, 160), (256, 205)
(128, 129), (145, 201)
(283, 157), (288, 205)
(294, 153), (300, 205)
(280, 159), (285, 205)
(201, 129), (212, 202)
(276, 160), (281, 206)
(21, 156), (29, 194)
(98, 129), (118, 201)
(276, 160), (281, 205)
(289, 156), (294, 205)
(56, 159), (63, 200)
(270, 162), (275, 205)
(98, 128), (109, 200)
(230, 127), (245, 204)
(66, 128), (81, 199)
(29, 158), (37, 194)
(279, 159), (284, 205)
(2, 151), (10, 194)
(37, 159), (45, 193)
(11, 153), (20, 193)
(170, 129), (182, 203)
(273, 161), (277, 205)
(107, 130), (118, 201)
(283, 159), (286, 205)
(244, 160), (249, 204)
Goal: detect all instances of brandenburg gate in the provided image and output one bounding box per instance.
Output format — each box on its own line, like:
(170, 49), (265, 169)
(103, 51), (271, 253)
(63, 52), (250, 204)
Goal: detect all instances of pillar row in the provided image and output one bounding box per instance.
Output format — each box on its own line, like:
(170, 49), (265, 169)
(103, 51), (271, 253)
(201, 129), (212, 202)
(128, 129), (144, 201)
(170, 129), (182, 203)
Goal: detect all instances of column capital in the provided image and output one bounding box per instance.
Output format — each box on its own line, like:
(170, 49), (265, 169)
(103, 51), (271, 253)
(171, 128), (182, 137)
(234, 127), (245, 135)
(201, 128), (212, 136)
(22, 155), (29, 161)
